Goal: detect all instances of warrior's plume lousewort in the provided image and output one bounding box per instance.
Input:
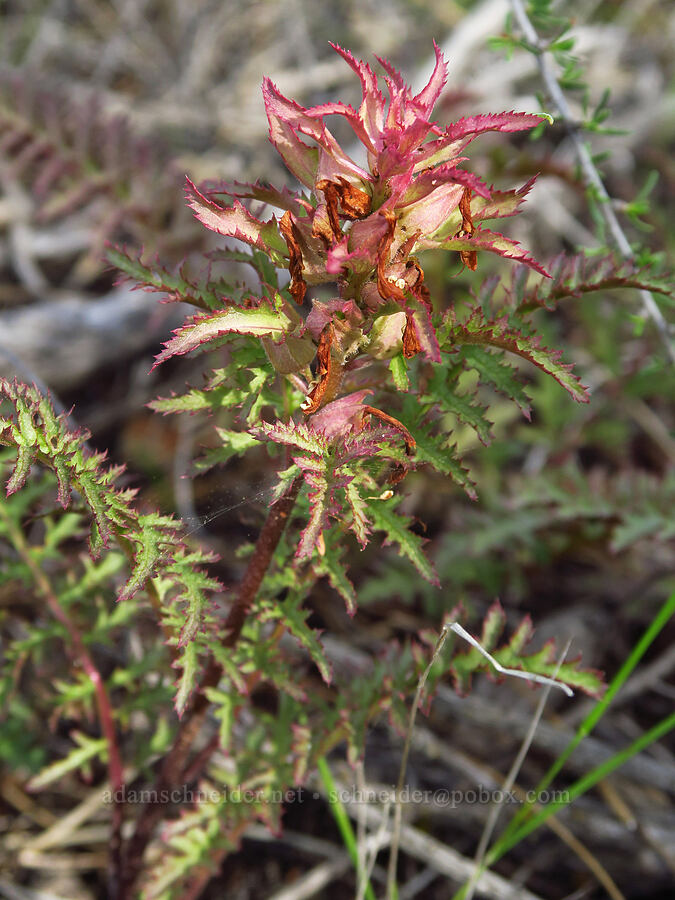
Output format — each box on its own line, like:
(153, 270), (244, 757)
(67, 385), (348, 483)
(152, 44), (584, 566)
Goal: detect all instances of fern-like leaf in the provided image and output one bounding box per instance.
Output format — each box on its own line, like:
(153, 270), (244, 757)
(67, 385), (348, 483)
(507, 253), (674, 314)
(0, 379), (221, 715)
(259, 590), (332, 684)
(424, 365), (494, 445)
(343, 478), (372, 547)
(363, 495), (439, 586)
(443, 308), (588, 404)
(252, 420), (330, 456)
(150, 343), (279, 425)
(448, 601), (605, 698)
(312, 531), (357, 615)
(108, 245), (231, 311)
(397, 399), (477, 498)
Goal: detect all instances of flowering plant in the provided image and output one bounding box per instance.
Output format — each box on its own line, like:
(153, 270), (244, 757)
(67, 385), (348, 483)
(143, 42), (586, 578)
(1, 43), (608, 898)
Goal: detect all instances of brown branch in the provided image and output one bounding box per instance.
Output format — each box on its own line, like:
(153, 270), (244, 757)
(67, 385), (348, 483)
(222, 476), (302, 646)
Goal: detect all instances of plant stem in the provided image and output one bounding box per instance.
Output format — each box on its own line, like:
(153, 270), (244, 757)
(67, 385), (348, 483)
(317, 757), (377, 900)
(488, 709), (675, 862)
(488, 588), (675, 861)
(463, 642), (571, 900)
(119, 475), (302, 898)
(0, 505), (125, 898)
(509, 0), (675, 363)
(222, 476), (301, 646)
(387, 623), (453, 898)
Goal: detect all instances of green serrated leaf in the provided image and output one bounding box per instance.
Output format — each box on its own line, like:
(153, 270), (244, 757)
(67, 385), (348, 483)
(174, 641), (200, 718)
(279, 593), (332, 683)
(254, 420), (329, 456)
(6, 443), (37, 495)
(202, 428), (261, 469)
(610, 514), (664, 553)
(270, 464), (302, 502)
(28, 734), (107, 791)
(480, 601), (506, 651)
(494, 644), (605, 698)
(16, 399), (38, 447)
(297, 476), (329, 561)
(426, 366), (493, 445)
(448, 611), (606, 700)
(118, 513), (168, 602)
(314, 535), (357, 615)
(405, 424), (477, 499)
(204, 687), (235, 748)
(344, 478), (371, 548)
(363, 496), (439, 586)
(154, 302), (292, 367)
(171, 569), (221, 646)
(458, 345), (532, 415)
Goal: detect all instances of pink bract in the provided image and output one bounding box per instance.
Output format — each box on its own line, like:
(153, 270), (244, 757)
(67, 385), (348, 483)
(179, 44), (551, 416)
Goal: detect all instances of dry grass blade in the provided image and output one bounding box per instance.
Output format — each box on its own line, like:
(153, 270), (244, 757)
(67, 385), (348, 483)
(330, 782), (546, 900)
(263, 831), (390, 900)
(388, 624), (574, 898)
(464, 654), (566, 897)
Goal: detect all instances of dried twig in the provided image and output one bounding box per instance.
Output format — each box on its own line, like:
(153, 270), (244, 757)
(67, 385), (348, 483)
(465, 643), (572, 900)
(509, 0), (674, 363)
(387, 623), (574, 898)
(327, 778), (545, 900)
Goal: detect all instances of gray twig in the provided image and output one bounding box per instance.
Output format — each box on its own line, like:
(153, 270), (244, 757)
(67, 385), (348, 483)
(509, 0), (674, 363)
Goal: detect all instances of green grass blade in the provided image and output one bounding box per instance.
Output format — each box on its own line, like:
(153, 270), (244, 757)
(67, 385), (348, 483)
(317, 756), (377, 900)
(489, 709), (675, 860)
(452, 589), (675, 900)
(494, 589), (675, 852)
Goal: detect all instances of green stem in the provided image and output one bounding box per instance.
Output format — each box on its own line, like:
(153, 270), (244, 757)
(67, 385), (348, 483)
(452, 589), (675, 899)
(317, 756), (377, 900)
(494, 589), (675, 854)
(489, 710), (675, 862)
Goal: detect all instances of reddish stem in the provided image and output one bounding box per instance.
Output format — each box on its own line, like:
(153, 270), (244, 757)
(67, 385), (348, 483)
(119, 476), (302, 897)
(362, 405), (416, 455)
(3, 511), (125, 897)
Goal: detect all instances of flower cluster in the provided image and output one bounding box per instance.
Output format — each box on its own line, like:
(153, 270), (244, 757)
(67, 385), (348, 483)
(144, 44), (578, 563)
(179, 44), (545, 421)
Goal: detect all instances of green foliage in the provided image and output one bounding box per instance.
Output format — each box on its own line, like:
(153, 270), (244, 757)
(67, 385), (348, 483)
(396, 389), (478, 497)
(108, 246), (232, 312)
(441, 307), (589, 404)
(312, 530), (357, 614)
(363, 494), (439, 586)
(11, 21), (675, 897)
(153, 298), (296, 367)
(28, 734), (108, 791)
(150, 341), (282, 425)
(445, 601), (605, 698)
(0, 379), (221, 715)
(507, 253), (673, 315)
